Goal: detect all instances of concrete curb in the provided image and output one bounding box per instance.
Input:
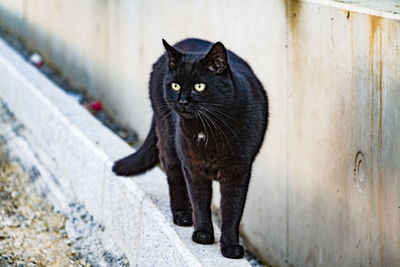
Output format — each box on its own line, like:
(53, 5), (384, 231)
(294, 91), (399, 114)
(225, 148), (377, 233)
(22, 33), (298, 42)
(0, 38), (251, 266)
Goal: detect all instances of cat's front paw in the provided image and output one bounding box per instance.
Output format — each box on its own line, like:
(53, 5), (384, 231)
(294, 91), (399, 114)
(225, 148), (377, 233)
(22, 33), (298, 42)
(173, 211), (193, 226)
(221, 244), (244, 259)
(192, 230), (214, 244)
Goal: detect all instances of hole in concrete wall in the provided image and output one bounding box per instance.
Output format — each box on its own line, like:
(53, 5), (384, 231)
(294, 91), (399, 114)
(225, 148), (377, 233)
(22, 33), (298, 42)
(353, 151), (366, 192)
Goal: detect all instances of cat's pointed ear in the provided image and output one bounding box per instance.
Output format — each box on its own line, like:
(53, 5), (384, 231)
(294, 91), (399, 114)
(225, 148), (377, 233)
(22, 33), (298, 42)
(203, 42), (228, 73)
(162, 39), (181, 69)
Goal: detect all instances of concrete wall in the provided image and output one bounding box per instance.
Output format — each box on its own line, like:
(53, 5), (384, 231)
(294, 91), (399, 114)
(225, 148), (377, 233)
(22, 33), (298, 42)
(286, 1), (400, 265)
(0, 0), (399, 265)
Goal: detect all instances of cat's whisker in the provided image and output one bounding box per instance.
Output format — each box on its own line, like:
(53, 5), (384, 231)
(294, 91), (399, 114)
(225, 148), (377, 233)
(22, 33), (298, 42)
(198, 102), (225, 107)
(197, 110), (217, 149)
(158, 104), (171, 113)
(159, 109), (173, 122)
(208, 116), (230, 150)
(199, 109), (230, 150)
(199, 106), (237, 138)
(202, 105), (246, 128)
(195, 111), (209, 146)
(205, 104), (267, 126)
(194, 112), (201, 145)
(198, 109), (219, 149)
(199, 108), (227, 149)
(201, 107), (240, 144)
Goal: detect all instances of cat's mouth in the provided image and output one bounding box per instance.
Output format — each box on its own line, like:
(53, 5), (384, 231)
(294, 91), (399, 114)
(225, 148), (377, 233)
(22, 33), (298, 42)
(175, 106), (196, 119)
(178, 110), (196, 119)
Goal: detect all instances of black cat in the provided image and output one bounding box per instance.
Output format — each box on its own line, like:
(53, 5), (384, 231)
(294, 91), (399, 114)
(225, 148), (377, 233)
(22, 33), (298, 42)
(112, 38), (268, 259)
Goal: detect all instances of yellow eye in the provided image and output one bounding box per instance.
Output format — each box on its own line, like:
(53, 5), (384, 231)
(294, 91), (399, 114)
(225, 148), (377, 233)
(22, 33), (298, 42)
(171, 83), (181, 91)
(194, 83), (206, 92)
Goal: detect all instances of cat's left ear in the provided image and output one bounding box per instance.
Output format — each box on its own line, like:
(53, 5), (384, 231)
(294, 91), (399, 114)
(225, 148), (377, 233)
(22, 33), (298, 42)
(203, 42), (228, 73)
(162, 39), (181, 69)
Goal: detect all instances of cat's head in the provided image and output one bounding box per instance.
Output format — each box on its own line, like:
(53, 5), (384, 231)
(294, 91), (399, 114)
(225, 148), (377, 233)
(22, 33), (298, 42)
(162, 39), (234, 119)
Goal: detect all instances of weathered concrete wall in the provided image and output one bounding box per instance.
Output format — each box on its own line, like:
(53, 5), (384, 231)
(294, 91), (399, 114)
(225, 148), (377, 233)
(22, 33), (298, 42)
(265, 2), (399, 264)
(286, 1), (400, 265)
(0, 0), (399, 265)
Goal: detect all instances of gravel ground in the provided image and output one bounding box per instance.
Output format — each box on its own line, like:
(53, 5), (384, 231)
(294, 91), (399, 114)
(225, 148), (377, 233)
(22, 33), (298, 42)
(0, 143), (89, 266)
(0, 101), (130, 267)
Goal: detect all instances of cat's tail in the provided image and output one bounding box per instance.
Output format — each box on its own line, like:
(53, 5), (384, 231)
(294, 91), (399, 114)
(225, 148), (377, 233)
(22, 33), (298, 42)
(112, 118), (159, 176)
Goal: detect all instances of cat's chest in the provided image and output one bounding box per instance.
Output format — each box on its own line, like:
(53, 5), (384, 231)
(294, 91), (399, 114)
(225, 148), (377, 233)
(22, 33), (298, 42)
(176, 131), (236, 179)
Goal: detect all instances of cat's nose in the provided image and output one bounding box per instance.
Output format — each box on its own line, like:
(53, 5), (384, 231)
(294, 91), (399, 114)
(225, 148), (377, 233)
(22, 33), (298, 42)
(178, 99), (189, 106)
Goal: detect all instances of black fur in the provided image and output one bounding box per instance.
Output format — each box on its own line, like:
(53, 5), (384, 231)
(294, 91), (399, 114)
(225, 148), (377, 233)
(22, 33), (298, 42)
(113, 38), (268, 259)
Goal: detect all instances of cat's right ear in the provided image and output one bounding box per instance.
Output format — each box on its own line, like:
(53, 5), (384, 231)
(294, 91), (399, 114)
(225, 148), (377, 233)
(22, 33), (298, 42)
(162, 39), (181, 69)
